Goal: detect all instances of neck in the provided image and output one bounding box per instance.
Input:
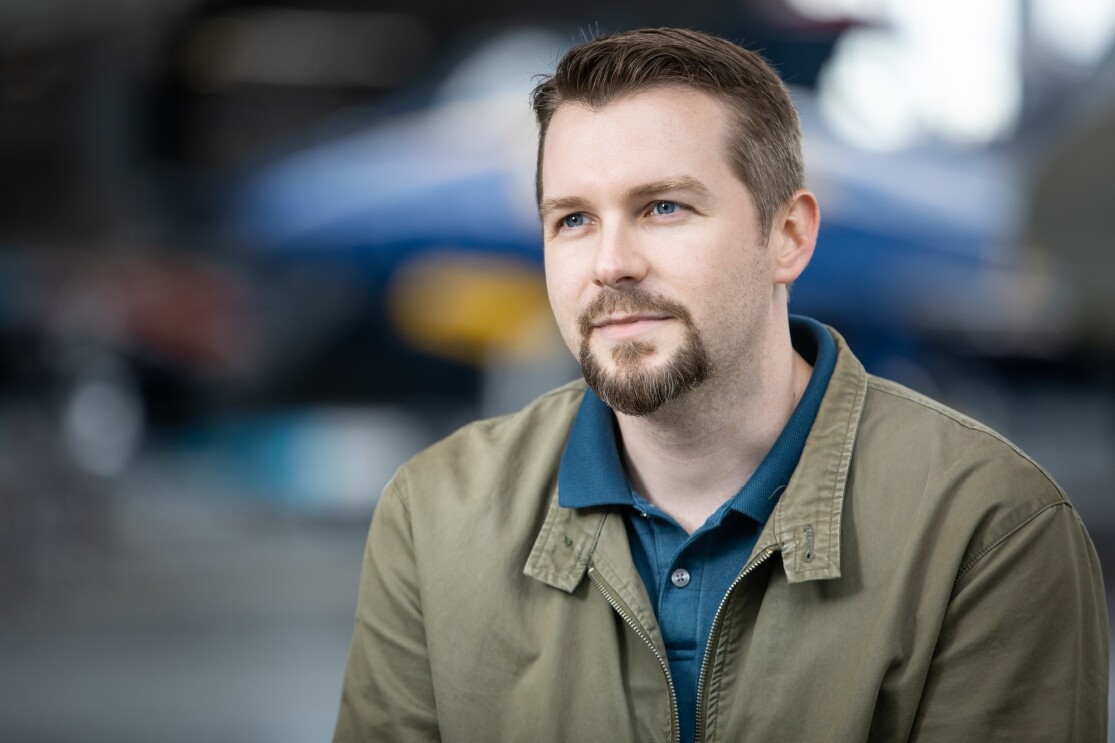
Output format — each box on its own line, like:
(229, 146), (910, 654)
(614, 318), (812, 534)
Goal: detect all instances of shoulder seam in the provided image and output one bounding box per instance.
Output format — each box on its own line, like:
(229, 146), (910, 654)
(382, 468), (413, 519)
(955, 501), (1067, 584)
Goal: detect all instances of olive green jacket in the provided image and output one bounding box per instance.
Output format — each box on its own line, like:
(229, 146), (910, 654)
(334, 330), (1108, 742)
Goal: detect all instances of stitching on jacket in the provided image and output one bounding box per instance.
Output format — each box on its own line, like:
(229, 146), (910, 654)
(704, 573), (744, 737)
(389, 470), (412, 518)
(528, 494), (562, 583)
(794, 361), (865, 576)
(824, 367), (865, 569)
(954, 501), (1065, 584)
(572, 508), (611, 577)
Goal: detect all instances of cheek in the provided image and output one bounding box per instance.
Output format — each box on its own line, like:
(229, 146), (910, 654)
(673, 247), (767, 328)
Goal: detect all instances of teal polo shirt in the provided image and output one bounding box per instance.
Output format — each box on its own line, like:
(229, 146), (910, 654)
(557, 316), (836, 743)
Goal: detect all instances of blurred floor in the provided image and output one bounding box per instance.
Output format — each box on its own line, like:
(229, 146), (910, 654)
(0, 488), (367, 743)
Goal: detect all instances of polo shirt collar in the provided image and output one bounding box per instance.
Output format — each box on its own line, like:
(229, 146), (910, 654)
(558, 389), (632, 509)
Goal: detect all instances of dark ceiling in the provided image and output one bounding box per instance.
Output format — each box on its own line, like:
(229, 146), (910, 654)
(0, 0), (841, 247)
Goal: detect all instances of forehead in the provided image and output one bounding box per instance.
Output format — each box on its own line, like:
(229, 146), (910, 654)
(540, 87), (736, 198)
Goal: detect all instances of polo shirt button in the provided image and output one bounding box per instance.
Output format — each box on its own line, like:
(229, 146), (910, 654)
(670, 568), (691, 588)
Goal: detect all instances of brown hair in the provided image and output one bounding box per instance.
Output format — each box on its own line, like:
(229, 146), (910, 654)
(531, 27), (803, 234)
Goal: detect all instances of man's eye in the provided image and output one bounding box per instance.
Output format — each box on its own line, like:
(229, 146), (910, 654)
(652, 201), (679, 216)
(561, 213), (586, 229)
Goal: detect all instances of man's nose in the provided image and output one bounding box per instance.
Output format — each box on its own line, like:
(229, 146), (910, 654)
(592, 221), (648, 288)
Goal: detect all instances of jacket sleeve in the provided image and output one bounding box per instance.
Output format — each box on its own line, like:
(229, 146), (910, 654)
(333, 474), (441, 742)
(909, 502), (1109, 742)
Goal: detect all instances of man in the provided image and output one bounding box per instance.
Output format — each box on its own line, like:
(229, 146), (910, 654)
(334, 28), (1108, 742)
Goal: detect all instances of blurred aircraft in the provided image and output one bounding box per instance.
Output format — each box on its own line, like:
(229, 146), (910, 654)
(218, 27), (1076, 388)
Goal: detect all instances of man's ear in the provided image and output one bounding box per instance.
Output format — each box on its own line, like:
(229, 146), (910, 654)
(769, 189), (820, 286)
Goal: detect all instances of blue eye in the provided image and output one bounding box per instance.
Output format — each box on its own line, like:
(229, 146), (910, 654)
(561, 213), (586, 229)
(653, 201), (679, 215)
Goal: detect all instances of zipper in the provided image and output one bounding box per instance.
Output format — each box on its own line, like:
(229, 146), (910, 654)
(589, 565), (680, 743)
(693, 546), (776, 742)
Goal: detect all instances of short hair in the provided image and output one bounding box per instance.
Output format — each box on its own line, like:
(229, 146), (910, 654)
(530, 27), (804, 234)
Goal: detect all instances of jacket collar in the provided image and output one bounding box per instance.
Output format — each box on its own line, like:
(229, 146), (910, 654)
(767, 327), (867, 582)
(524, 326), (867, 591)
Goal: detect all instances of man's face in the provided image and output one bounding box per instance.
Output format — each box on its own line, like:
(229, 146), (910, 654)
(539, 86), (781, 416)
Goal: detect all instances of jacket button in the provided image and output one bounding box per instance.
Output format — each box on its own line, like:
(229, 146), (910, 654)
(670, 569), (691, 588)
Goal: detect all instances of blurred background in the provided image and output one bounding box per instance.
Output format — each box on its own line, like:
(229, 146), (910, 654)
(1, 0), (1114, 740)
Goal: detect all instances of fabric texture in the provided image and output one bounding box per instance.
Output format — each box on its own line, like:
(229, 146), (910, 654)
(333, 326), (1109, 743)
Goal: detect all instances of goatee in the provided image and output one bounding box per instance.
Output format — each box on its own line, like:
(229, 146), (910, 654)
(577, 286), (711, 416)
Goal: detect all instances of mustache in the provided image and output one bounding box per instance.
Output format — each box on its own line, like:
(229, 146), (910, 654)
(577, 287), (691, 338)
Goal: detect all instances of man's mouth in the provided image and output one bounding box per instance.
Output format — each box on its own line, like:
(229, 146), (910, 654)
(595, 312), (671, 327)
(577, 286), (690, 339)
(592, 313), (673, 341)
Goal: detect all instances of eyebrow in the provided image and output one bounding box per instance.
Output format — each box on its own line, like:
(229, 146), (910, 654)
(538, 175), (712, 219)
(537, 195), (587, 221)
(628, 176), (711, 201)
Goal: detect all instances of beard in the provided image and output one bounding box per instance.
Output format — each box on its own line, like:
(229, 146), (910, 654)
(577, 286), (712, 417)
